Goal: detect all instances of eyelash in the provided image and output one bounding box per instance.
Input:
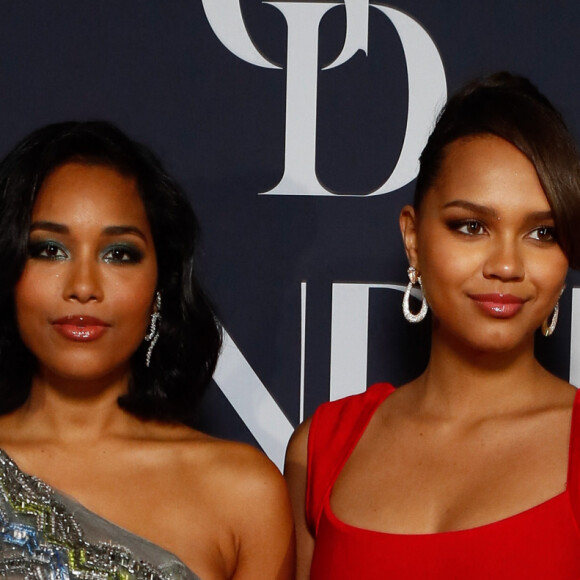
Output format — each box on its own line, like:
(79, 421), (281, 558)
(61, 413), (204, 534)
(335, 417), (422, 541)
(528, 226), (557, 243)
(448, 219), (486, 236)
(447, 220), (557, 243)
(28, 240), (68, 261)
(101, 245), (144, 264)
(28, 241), (144, 264)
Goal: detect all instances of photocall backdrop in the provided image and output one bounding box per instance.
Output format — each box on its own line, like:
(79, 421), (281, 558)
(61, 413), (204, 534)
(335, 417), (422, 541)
(1, 1), (579, 469)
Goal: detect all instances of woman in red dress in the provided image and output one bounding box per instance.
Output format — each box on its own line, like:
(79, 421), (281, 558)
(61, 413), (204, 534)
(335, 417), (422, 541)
(286, 72), (580, 579)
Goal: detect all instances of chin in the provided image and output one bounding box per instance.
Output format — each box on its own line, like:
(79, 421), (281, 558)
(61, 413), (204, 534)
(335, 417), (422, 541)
(443, 323), (533, 356)
(40, 355), (131, 384)
(465, 332), (532, 356)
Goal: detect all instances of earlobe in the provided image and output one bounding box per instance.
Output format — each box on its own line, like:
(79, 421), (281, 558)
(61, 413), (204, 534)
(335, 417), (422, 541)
(399, 205), (419, 267)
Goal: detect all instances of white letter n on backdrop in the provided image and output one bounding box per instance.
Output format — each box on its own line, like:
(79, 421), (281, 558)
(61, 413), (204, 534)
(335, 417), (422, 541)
(212, 330), (293, 470)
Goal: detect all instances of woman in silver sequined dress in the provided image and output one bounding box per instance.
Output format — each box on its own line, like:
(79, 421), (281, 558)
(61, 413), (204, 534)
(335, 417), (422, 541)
(0, 121), (294, 579)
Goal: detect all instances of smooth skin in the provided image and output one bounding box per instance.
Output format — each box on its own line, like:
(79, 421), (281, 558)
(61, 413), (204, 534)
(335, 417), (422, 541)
(4, 163), (294, 580)
(285, 135), (575, 578)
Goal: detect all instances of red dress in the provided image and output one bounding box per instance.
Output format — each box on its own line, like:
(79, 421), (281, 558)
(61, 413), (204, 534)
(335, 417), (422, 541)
(306, 383), (580, 579)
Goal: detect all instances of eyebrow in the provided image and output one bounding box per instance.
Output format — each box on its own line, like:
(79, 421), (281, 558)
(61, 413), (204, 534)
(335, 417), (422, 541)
(30, 221), (68, 234)
(30, 221), (148, 241)
(102, 225), (148, 242)
(442, 200), (554, 222)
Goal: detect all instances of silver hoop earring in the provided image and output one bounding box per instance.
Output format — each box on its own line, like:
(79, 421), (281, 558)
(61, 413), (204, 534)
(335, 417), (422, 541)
(542, 301), (559, 337)
(402, 267), (428, 323)
(145, 292), (162, 367)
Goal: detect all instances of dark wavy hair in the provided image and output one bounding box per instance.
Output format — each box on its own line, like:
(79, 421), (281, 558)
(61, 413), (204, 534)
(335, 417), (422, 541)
(0, 121), (222, 422)
(415, 71), (580, 269)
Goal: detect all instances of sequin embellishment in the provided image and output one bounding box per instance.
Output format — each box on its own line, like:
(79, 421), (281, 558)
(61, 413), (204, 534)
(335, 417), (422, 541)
(0, 451), (176, 579)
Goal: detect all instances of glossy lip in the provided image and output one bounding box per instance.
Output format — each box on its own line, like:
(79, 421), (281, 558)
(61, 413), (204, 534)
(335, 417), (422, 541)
(52, 315), (111, 342)
(469, 293), (527, 319)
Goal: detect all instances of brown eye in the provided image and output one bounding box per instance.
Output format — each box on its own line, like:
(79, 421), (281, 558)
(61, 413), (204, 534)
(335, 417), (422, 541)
(456, 220), (485, 235)
(102, 244), (143, 264)
(529, 226), (556, 242)
(45, 244), (61, 257)
(112, 248), (128, 261)
(28, 241), (68, 260)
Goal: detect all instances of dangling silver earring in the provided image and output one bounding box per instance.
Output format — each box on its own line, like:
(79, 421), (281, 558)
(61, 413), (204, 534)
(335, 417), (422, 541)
(402, 266), (428, 323)
(145, 292), (162, 367)
(542, 301), (560, 337)
(542, 286), (565, 337)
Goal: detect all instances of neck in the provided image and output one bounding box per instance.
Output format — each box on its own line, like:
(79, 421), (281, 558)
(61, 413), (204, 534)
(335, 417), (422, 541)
(413, 327), (554, 419)
(14, 367), (140, 443)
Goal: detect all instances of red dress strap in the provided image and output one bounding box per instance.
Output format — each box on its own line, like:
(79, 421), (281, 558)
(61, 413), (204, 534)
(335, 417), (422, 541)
(306, 383), (395, 535)
(566, 387), (580, 528)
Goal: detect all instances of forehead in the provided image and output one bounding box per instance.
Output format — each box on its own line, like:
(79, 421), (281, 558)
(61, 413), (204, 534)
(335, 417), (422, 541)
(425, 135), (550, 212)
(32, 162), (150, 228)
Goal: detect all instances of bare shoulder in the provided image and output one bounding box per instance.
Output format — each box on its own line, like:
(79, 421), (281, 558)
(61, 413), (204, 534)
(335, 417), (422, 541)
(158, 427), (289, 520)
(285, 415), (312, 469)
(138, 425), (294, 577)
(143, 422), (288, 499)
(172, 433), (295, 579)
(284, 415), (313, 506)
(195, 435), (288, 498)
(284, 417), (315, 580)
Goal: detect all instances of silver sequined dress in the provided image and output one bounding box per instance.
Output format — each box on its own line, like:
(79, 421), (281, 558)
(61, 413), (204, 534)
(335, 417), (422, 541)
(0, 450), (201, 579)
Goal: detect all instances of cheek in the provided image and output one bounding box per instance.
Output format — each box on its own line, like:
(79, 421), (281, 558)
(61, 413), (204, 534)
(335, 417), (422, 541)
(531, 251), (568, 296)
(417, 234), (478, 290)
(14, 266), (54, 336)
(416, 240), (486, 323)
(110, 274), (157, 335)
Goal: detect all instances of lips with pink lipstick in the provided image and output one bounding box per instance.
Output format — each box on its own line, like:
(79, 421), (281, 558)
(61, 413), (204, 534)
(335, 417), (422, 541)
(469, 293), (526, 318)
(52, 315), (110, 341)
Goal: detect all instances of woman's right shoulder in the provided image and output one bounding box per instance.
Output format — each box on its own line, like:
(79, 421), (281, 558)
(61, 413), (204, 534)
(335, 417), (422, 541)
(285, 415), (312, 470)
(294, 383), (396, 448)
(285, 382), (396, 487)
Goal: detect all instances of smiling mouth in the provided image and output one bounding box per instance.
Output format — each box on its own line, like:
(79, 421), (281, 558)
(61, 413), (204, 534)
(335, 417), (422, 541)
(52, 316), (110, 342)
(469, 294), (526, 318)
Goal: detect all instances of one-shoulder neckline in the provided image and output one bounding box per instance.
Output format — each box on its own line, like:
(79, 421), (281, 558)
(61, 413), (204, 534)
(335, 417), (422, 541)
(326, 385), (580, 537)
(0, 447), (200, 579)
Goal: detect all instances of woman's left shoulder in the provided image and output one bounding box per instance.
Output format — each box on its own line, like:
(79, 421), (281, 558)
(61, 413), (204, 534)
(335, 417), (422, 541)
(191, 434), (288, 499)
(172, 432), (295, 578)
(152, 425), (289, 506)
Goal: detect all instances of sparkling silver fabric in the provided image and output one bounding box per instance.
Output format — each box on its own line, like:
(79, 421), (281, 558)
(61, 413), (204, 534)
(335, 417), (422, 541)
(0, 450), (200, 580)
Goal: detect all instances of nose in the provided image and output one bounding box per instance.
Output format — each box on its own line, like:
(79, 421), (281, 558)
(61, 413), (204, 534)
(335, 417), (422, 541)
(63, 257), (103, 303)
(482, 236), (525, 282)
